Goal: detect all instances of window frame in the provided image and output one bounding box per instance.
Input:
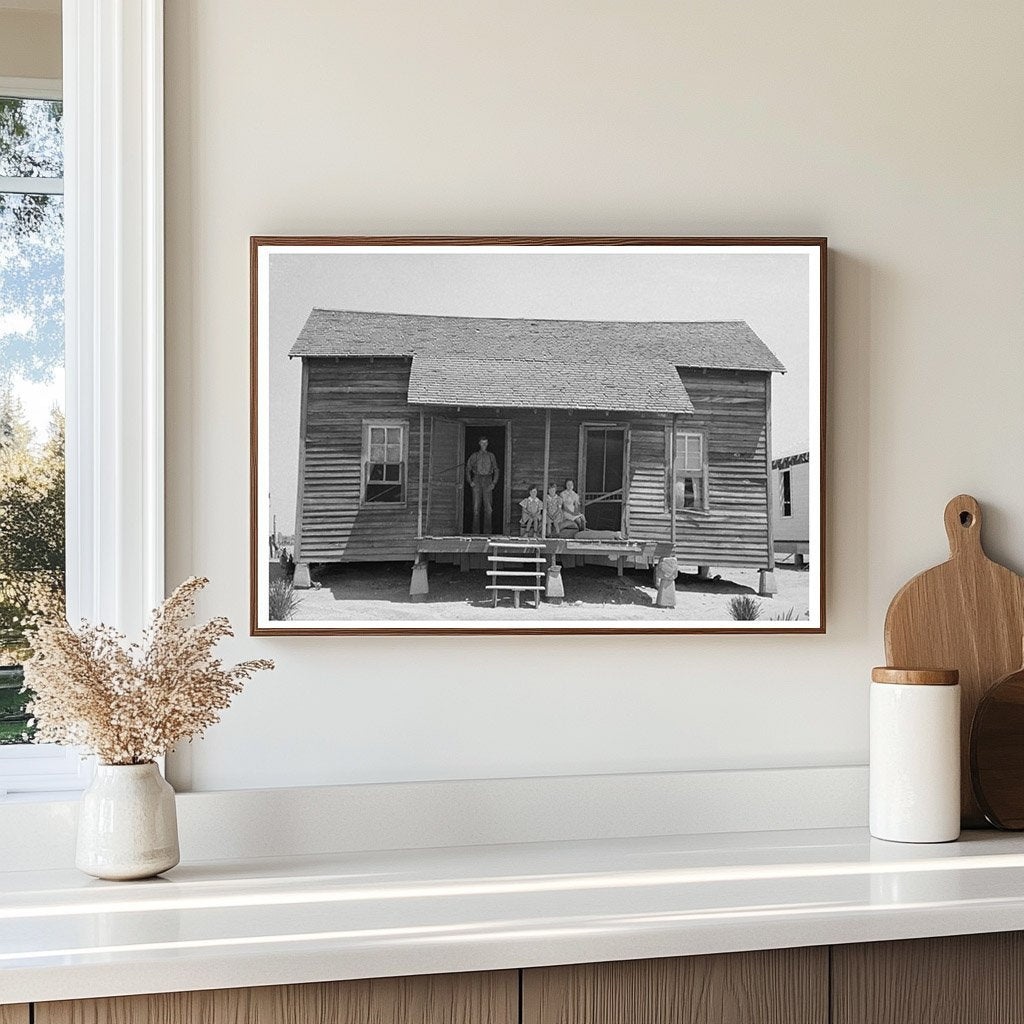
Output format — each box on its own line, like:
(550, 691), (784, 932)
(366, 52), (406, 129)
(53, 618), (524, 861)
(0, 77), (78, 794)
(781, 468), (793, 518)
(361, 418), (409, 508)
(0, 0), (166, 797)
(668, 427), (709, 512)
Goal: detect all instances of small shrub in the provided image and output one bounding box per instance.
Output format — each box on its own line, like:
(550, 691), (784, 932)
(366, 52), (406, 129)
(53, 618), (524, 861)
(770, 607), (803, 621)
(268, 578), (298, 621)
(728, 595), (762, 620)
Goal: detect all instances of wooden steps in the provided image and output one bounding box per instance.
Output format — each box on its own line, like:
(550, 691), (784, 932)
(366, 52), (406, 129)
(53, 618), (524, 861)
(487, 540), (545, 609)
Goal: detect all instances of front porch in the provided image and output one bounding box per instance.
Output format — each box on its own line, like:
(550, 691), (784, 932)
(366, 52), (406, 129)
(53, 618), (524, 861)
(411, 534), (676, 607)
(416, 534), (672, 563)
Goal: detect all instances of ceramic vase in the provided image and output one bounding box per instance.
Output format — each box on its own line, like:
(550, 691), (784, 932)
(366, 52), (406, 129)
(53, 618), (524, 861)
(76, 762), (180, 880)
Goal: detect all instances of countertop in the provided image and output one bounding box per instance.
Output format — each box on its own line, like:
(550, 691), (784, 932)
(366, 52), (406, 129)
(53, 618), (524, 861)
(4, 826), (1024, 1004)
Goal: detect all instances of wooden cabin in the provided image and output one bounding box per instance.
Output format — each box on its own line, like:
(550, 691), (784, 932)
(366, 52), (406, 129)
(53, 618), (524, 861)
(289, 309), (785, 593)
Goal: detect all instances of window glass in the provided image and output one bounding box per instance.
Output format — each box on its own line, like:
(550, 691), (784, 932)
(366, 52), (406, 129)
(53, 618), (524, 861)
(0, 98), (63, 178)
(364, 422), (405, 503)
(0, 97), (65, 745)
(673, 431), (706, 510)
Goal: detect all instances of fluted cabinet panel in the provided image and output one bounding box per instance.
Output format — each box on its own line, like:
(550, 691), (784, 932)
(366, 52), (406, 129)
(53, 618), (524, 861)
(832, 933), (1024, 1024)
(522, 948), (828, 1024)
(35, 972), (518, 1024)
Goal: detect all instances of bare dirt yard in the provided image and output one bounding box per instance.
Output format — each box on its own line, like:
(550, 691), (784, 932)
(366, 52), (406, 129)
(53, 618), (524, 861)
(289, 561), (811, 623)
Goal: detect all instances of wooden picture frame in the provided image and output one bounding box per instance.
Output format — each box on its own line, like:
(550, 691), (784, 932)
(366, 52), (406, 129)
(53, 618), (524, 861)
(251, 236), (827, 635)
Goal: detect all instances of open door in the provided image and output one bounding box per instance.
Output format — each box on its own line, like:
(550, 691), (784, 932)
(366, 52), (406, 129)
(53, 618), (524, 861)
(424, 417), (463, 536)
(582, 425), (626, 532)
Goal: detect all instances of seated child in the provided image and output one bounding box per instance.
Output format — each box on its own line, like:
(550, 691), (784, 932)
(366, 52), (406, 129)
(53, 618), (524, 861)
(544, 483), (564, 535)
(519, 486), (543, 536)
(559, 479), (587, 531)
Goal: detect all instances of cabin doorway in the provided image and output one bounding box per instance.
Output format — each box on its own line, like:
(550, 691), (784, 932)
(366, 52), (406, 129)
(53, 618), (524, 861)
(462, 422), (508, 535)
(581, 425), (626, 532)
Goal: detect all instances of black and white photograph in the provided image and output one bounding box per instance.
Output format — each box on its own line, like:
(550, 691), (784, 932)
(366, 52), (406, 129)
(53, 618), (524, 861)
(251, 238), (825, 634)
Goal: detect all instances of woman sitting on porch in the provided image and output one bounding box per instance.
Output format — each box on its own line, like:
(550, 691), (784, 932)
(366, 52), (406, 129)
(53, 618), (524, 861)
(559, 479), (587, 532)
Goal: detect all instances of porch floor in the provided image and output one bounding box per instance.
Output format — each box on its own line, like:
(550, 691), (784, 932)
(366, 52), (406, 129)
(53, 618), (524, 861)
(417, 534), (672, 562)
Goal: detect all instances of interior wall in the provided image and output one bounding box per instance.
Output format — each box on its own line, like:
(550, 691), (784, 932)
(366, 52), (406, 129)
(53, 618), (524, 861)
(0, 8), (61, 81)
(163, 0), (1024, 792)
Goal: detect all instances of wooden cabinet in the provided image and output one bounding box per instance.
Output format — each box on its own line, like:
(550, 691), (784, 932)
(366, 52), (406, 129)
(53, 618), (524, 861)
(34, 971), (517, 1024)
(13, 933), (1024, 1024)
(832, 932), (1024, 1024)
(522, 948), (828, 1024)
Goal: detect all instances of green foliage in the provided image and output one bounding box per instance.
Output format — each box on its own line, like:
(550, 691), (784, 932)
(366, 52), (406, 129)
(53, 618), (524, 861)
(727, 595), (762, 620)
(0, 665), (31, 743)
(0, 394), (65, 665)
(268, 578), (298, 621)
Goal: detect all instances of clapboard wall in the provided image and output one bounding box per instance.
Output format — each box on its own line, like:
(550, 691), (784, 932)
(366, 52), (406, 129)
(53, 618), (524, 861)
(296, 357), (425, 562)
(296, 358), (771, 572)
(627, 370), (772, 569)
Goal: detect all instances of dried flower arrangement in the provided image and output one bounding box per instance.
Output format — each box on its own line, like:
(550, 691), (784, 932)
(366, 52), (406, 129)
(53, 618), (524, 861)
(23, 577), (273, 765)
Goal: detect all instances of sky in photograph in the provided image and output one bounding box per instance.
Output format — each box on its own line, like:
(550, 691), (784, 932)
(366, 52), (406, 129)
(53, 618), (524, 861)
(268, 249), (813, 535)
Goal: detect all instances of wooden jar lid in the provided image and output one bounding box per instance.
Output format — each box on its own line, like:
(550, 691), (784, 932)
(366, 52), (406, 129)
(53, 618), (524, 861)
(871, 667), (960, 686)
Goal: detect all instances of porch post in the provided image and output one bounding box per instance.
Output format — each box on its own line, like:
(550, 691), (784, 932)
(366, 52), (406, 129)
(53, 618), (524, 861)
(669, 414), (678, 551)
(542, 408), (551, 539)
(417, 410), (425, 537)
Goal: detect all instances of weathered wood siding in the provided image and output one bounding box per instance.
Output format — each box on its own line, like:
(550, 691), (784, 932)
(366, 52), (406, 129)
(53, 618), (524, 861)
(627, 371), (772, 568)
(664, 370), (771, 568)
(295, 358), (772, 570)
(296, 358), (423, 562)
(509, 410), (579, 497)
(625, 421), (671, 543)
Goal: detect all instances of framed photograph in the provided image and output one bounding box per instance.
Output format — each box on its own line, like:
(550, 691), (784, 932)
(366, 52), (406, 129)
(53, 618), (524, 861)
(251, 237), (826, 635)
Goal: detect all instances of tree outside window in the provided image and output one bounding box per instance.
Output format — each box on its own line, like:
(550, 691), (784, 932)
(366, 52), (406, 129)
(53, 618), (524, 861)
(0, 95), (65, 744)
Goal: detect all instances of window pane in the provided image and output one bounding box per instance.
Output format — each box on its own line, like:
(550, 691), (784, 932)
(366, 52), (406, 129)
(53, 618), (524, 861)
(369, 443), (385, 462)
(0, 98), (63, 178)
(0, 179), (65, 743)
(368, 462), (384, 481)
(386, 427), (401, 444)
(365, 481), (402, 503)
(386, 443), (401, 463)
(369, 426), (385, 444)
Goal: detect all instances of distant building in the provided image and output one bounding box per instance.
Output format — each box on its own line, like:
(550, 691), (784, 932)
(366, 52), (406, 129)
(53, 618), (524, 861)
(771, 451), (810, 566)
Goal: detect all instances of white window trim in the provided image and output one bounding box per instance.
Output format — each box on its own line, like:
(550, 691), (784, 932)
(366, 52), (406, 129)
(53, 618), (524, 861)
(0, 3), (165, 797)
(361, 418), (409, 508)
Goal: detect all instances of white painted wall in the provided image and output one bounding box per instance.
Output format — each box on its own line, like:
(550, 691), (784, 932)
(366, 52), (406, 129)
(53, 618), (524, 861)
(0, 7), (61, 81)
(164, 1), (1024, 792)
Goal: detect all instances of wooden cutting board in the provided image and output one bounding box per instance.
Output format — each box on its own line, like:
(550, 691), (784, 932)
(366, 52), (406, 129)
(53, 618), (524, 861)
(884, 494), (1024, 826)
(970, 652), (1024, 829)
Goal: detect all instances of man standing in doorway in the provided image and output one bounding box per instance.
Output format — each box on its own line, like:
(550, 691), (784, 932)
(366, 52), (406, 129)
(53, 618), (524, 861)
(466, 436), (500, 534)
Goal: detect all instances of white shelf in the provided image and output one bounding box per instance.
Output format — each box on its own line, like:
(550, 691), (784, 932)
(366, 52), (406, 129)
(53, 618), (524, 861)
(4, 826), (1024, 1004)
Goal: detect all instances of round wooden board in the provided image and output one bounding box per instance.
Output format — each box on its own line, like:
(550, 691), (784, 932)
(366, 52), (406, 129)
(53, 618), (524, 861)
(971, 665), (1024, 829)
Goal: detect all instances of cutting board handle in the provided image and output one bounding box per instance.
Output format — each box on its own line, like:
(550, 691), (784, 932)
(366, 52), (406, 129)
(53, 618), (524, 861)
(944, 494), (983, 559)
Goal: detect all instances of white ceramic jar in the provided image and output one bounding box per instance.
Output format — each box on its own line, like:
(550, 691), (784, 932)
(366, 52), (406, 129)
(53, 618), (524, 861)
(76, 762), (180, 880)
(870, 667), (960, 843)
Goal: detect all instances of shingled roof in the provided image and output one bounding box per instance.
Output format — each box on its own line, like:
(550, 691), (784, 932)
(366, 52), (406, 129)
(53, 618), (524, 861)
(408, 357), (695, 413)
(290, 309), (785, 413)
